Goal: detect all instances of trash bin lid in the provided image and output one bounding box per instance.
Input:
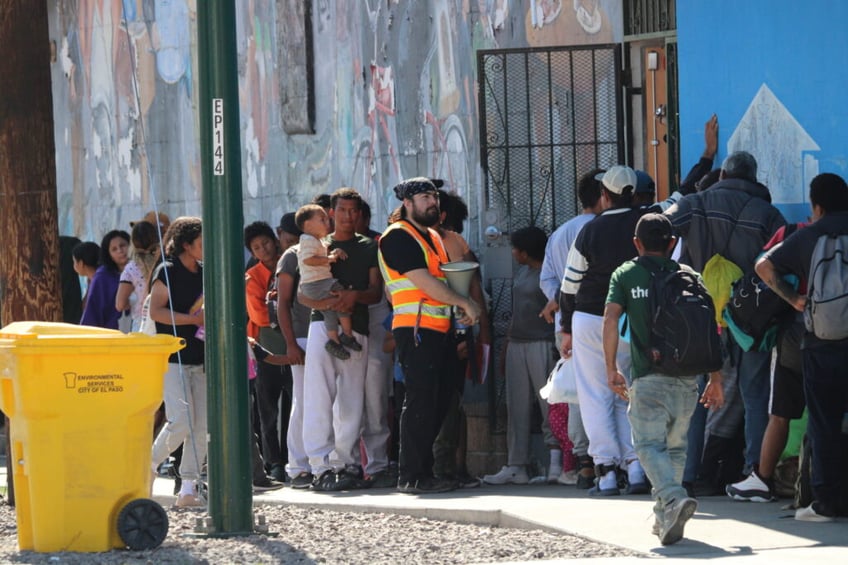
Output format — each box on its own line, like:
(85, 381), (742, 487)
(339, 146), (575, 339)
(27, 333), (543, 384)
(0, 321), (121, 339)
(0, 321), (184, 353)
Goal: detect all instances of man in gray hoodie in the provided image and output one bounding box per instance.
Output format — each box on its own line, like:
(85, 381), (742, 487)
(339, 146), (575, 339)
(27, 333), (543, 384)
(664, 151), (786, 482)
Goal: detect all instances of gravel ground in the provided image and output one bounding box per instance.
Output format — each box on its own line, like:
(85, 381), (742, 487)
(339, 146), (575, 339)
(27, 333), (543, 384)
(0, 500), (640, 564)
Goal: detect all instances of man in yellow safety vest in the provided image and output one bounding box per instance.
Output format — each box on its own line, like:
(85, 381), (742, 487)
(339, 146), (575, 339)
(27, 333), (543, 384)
(378, 177), (481, 494)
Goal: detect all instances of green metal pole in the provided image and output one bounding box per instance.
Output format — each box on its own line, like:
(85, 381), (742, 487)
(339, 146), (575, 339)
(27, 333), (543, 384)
(197, 0), (253, 534)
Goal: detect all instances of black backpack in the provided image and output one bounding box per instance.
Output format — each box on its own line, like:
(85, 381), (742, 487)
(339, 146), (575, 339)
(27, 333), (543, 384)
(723, 270), (795, 351)
(723, 224), (800, 351)
(637, 257), (724, 377)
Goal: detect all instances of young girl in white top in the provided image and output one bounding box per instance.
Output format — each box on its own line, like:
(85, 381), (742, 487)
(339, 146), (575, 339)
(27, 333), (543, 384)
(116, 220), (162, 332)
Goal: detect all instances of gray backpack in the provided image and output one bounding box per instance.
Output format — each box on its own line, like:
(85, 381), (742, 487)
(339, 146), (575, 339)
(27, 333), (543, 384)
(805, 233), (848, 340)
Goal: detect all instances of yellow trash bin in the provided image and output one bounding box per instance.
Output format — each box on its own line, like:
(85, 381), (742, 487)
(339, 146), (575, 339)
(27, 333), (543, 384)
(0, 321), (185, 552)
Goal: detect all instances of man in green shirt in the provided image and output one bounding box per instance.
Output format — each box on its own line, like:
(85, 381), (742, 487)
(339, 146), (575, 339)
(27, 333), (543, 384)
(603, 213), (724, 545)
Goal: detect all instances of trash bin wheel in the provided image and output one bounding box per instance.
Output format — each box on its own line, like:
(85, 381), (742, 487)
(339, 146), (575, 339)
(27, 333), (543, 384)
(117, 498), (169, 550)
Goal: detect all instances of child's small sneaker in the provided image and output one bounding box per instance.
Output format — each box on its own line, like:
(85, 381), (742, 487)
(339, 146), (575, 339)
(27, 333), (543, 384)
(557, 470), (579, 485)
(325, 339), (351, 360)
(339, 333), (362, 352)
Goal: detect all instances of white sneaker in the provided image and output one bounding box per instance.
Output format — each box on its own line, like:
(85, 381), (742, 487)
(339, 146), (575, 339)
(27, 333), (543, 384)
(175, 494), (204, 508)
(557, 470), (578, 485)
(795, 502), (835, 522)
(726, 471), (775, 502)
(482, 465), (530, 485)
(547, 463), (563, 484)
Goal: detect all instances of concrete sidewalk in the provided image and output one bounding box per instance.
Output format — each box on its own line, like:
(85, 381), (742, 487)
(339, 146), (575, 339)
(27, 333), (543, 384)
(153, 477), (847, 563)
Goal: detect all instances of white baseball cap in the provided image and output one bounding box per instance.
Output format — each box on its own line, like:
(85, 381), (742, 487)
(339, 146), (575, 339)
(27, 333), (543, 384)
(595, 165), (637, 195)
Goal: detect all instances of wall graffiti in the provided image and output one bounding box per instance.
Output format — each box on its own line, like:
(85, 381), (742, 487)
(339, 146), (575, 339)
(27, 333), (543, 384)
(48, 0), (618, 249)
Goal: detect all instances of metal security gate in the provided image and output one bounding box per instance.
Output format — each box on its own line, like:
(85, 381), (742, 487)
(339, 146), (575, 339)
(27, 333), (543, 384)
(478, 44), (623, 234)
(477, 44), (623, 438)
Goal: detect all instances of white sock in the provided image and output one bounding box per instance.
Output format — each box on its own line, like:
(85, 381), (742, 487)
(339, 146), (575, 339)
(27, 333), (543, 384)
(179, 479), (196, 496)
(627, 459), (645, 483)
(548, 449), (563, 475)
(599, 469), (617, 490)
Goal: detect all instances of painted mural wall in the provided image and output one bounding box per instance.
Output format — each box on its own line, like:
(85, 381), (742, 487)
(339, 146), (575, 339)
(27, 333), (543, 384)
(47, 0), (621, 248)
(677, 0), (848, 224)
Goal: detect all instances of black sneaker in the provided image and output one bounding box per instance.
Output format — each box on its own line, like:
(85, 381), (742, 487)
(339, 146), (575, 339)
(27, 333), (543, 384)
(435, 472), (479, 489)
(311, 470), (339, 492)
(366, 469), (399, 489)
(576, 472), (595, 490)
(338, 333), (362, 352)
(335, 465), (368, 490)
(397, 477), (457, 494)
(455, 472), (482, 489)
(576, 455), (595, 490)
(436, 471), (482, 488)
(291, 471), (314, 489)
(325, 340), (350, 360)
(253, 476), (285, 493)
(269, 464), (286, 483)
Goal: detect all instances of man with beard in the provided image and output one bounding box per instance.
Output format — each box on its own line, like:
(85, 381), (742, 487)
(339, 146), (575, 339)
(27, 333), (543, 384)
(379, 177), (481, 493)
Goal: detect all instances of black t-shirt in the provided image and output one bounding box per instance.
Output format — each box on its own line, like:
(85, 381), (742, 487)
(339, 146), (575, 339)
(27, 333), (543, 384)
(309, 233), (378, 335)
(153, 257), (205, 364)
(378, 223), (438, 274)
(764, 211), (848, 348)
(572, 207), (646, 316)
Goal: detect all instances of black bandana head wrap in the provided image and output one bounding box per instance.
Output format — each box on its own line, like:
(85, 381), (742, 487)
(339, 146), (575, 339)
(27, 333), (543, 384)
(393, 177), (444, 200)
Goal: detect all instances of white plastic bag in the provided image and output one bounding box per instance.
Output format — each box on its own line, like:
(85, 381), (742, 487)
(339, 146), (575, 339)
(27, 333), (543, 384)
(539, 357), (578, 405)
(138, 294), (157, 336)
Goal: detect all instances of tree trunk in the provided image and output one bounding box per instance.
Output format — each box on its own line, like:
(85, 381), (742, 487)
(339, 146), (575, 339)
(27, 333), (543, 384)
(0, 0), (63, 506)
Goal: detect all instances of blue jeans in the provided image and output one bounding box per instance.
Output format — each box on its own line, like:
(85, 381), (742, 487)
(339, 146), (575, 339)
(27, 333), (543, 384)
(736, 347), (771, 471)
(629, 375), (699, 520)
(683, 375), (707, 484)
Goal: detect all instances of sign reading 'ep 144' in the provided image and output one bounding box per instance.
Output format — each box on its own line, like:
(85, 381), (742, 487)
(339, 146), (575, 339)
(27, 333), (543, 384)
(213, 99), (224, 176)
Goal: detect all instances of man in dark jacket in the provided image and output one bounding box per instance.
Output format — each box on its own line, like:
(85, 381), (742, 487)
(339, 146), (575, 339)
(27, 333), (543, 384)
(665, 151), (786, 481)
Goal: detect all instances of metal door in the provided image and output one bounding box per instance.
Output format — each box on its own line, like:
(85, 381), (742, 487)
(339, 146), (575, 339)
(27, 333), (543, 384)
(476, 44), (624, 433)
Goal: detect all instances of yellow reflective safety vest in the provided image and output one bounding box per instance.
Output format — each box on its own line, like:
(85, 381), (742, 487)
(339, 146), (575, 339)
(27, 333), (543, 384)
(379, 220), (452, 333)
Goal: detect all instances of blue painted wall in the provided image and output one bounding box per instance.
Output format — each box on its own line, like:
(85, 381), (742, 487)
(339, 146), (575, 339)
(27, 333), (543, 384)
(677, 1), (848, 223)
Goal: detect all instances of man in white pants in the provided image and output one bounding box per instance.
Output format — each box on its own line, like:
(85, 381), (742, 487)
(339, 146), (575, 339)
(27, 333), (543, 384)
(298, 188), (382, 491)
(560, 167), (649, 496)
(274, 213), (314, 489)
